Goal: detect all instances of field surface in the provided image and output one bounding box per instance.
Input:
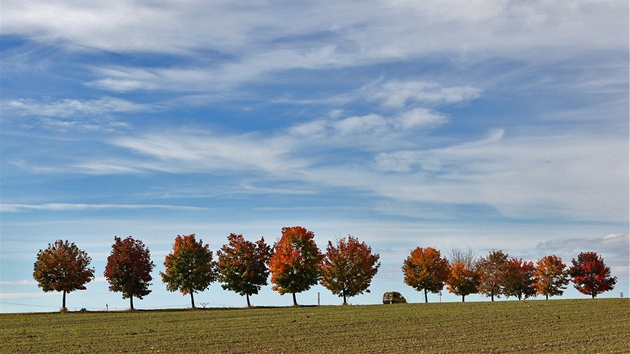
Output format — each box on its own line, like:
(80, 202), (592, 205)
(1, 298), (628, 353)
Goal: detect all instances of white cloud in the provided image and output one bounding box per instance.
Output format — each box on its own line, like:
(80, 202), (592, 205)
(395, 108), (448, 130)
(332, 114), (387, 135)
(3, 97), (147, 132)
(3, 1), (624, 95)
(0, 203), (207, 213)
(6, 97), (147, 118)
(86, 78), (151, 93)
(369, 81), (481, 108)
(4, 0), (624, 58)
(107, 132), (302, 174)
(290, 109), (447, 141)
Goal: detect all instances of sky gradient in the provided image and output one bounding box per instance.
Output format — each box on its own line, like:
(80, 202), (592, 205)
(1, 1), (628, 312)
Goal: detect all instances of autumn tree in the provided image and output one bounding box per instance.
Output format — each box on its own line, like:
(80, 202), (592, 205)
(476, 250), (509, 301)
(534, 255), (569, 300)
(216, 233), (273, 307)
(446, 247), (480, 302)
(569, 251), (617, 298)
(503, 257), (536, 300)
(320, 235), (381, 305)
(402, 247), (450, 303)
(33, 240), (95, 311)
(160, 234), (217, 308)
(268, 226), (323, 306)
(104, 236), (155, 310)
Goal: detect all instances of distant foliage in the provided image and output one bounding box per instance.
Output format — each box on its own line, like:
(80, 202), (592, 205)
(503, 258), (536, 300)
(216, 233), (273, 307)
(402, 247), (450, 303)
(33, 240), (95, 311)
(160, 234), (217, 308)
(446, 247), (480, 302)
(104, 236), (155, 310)
(446, 261), (480, 302)
(476, 250), (509, 301)
(534, 255), (569, 300)
(268, 226), (323, 306)
(569, 251), (617, 298)
(320, 235), (381, 305)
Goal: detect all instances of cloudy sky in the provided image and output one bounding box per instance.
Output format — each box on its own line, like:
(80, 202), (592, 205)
(1, 1), (628, 312)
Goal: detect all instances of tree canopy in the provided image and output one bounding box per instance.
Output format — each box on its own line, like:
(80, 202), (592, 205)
(104, 236), (155, 310)
(402, 247), (450, 303)
(216, 233), (273, 307)
(319, 235), (381, 305)
(534, 255), (569, 300)
(160, 234), (217, 308)
(268, 226), (323, 306)
(33, 240), (95, 311)
(476, 250), (509, 302)
(569, 251), (617, 298)
(503, 258), (536, 300)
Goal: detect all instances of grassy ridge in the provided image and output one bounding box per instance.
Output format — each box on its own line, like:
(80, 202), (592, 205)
(1, 299), (628, 353)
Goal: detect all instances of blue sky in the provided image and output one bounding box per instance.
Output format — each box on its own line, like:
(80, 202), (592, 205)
(1, 1), (628, 312)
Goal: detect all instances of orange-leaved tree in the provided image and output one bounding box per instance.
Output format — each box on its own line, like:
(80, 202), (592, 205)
(503, 257), (536, 300)
(569, 251), (617, 298)
(534, 255), (569, 300)
(268, 226), (323, 306)
(446, 247), (480, 302)
(104, 236), (155, 310)
(33, 240), (95, 311)
(320, 235), (381, 305)
(402, 247), (450, 303)
(476, 250), (509, 301)
(160, 234), (217, 309)
(216, 233), (273, 307)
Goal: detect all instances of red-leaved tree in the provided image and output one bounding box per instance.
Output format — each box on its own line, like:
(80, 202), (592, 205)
(160, 234), (217, 308)
(104, 236), (155, 310)
(503, 257), (536, 300)
(216, 233), (273, 307)
(402, 247), (450, 303)
(534, 255), (569, 300)
(569, 251), (617, 298)
(319, 235), (381, 305)
(33, 240), (95, 311)
(268, 226), (323, 306)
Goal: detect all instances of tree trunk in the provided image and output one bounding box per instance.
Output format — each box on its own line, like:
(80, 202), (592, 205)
(190, 292), (196, 308)
(343, 291), (347, 305)
(62, 290), (67, 311)
(292, 292), (298, 306)
(424, 289), (428, 303)
(246, 294), (251, 308)
(130, 296), (134, 310)
(545, 294), (549, 300)
(491, 292), (495, 302)
(462, 295), (465, 303)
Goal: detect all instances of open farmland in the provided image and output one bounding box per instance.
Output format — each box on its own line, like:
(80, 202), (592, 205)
(1, 299), (628, 353)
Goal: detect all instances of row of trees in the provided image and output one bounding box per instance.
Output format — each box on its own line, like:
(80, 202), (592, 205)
(403, 247), (617, 303)
(33, 226), (617, 311)
(33, 227), (380, 310)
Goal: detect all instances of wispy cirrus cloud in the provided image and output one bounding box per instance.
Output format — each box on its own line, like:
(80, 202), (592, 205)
(6, 97), (146, 118)
(2, 97), (149, 132)
(0, 203), (207, 213)
(365, 80), (481, 108)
